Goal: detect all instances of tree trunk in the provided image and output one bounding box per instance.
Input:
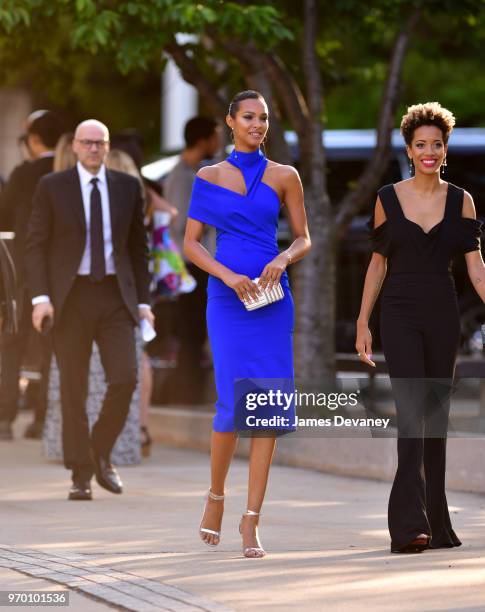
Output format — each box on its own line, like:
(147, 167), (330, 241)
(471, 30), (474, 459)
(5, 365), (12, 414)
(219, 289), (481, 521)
(335, 7), (421, 234)
(293, 0), (335, 379)
(293, 4), (421, 381)
(293, 186), (336, 379)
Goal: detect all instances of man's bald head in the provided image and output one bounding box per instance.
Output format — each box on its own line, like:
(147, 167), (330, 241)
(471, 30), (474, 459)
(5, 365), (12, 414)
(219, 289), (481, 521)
(73, 119), (110, 174)
(74, 119), (110, 141)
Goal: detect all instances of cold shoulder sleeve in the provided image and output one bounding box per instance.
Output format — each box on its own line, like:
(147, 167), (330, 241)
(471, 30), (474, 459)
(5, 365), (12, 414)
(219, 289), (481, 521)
(187, 177), (217, 226)
(459, 217), (483, 254)
(366, 214), (391, 257)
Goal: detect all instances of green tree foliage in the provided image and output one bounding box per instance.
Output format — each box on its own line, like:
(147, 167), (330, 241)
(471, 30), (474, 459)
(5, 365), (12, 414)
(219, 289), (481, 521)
(0, 1), (291, 150)
(1, 0), (484, 376)
(0, 1), (483, 145)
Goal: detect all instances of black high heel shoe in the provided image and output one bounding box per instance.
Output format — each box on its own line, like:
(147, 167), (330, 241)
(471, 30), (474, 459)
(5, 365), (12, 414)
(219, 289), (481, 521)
(392, 534), (430, 554)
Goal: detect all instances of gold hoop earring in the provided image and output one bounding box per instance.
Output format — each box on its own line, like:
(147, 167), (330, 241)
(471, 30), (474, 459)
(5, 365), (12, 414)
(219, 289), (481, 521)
(261, 138), (267, 157)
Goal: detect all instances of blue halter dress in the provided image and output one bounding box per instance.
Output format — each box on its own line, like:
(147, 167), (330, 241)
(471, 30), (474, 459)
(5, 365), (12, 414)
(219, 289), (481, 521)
(187, 149), (295, 432)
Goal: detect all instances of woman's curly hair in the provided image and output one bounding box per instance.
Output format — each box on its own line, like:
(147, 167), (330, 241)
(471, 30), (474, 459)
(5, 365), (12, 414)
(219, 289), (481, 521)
(400, 102), (455, 145)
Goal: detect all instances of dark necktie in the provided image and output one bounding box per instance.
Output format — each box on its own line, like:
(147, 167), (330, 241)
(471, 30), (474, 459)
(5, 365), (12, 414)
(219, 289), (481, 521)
(89, 177), (106, 282)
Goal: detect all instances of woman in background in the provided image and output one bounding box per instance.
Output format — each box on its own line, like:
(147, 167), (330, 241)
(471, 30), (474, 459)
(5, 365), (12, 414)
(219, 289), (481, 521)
(53, 132), (75, 172)
(106, 150), (196, 456)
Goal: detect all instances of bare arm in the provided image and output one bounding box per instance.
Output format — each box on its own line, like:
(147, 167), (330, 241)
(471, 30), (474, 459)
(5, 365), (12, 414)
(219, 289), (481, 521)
(462, 192), (485, 301)
(281, 166), (311, 263)
(355, 196), (388, 367)
(184, 218), (261, 303)
(259, 166), (311, 290)
(145, 185), (178, 220)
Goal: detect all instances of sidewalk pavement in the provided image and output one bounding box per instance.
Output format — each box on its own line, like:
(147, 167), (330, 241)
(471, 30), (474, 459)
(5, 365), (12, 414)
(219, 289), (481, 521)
(1, 414), (485, 612)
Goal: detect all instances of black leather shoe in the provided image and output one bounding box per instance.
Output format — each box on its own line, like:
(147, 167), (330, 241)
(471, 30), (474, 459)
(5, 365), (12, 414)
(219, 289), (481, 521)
(91, 449), (123, 494)
(68, 480), (92, 501)
(0, 420), (13, 441)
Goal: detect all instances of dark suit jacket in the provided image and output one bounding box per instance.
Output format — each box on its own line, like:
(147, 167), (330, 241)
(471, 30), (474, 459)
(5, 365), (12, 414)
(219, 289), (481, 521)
(0, 156), (54, 285)
(25, 166), (150, 324)
(0, 239), (17, 334)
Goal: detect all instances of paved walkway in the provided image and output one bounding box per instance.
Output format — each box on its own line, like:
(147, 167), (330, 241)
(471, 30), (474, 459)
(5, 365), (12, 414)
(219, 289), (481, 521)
(1, 415), (485, 611)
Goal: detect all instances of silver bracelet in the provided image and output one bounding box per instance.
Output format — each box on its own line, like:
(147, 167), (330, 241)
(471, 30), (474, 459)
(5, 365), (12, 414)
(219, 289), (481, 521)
(285, 250), (292, 264)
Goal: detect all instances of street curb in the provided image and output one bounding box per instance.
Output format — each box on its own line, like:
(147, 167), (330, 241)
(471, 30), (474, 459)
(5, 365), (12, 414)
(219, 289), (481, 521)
(148, 407), (485, 494)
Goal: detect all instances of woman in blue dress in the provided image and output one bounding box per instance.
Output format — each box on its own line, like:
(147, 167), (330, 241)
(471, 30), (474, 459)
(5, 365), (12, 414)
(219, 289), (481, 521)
(184, 90), (311, 558)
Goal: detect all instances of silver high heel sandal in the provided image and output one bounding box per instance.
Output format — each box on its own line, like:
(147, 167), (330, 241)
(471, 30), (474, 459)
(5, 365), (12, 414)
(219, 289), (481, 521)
(239, 509), (266, 558)
(199, 489), (225, 546)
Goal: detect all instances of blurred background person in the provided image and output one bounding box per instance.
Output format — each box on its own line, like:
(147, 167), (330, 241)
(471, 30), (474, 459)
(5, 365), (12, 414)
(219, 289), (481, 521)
(53, 132), (76, 172)
(164, 116), (221, 401)
(165, 117), (220, 252)
(106, 149), (142, 178)
(106, 148), (154, 456)
(106, 147), (196, 456)
(0, 110), (64, 440)
(0, 238), (18, 335)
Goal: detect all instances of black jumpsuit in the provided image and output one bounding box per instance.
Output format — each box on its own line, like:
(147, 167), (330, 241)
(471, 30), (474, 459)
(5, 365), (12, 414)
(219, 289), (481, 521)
(368, 182), (482, 552)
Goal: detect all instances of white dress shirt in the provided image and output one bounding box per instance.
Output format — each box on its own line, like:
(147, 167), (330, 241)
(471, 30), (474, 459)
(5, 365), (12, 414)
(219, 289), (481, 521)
(32, 162), (150, 310)
(76, 161), (115, 276)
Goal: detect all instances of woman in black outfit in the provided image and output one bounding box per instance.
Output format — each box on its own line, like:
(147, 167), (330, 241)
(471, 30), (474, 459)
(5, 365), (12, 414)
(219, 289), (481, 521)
(356, 102), (485, 553)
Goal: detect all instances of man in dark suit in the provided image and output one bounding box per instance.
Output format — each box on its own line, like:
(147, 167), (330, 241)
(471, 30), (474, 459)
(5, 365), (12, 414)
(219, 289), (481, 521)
(0, 111), (63, 441)
(26, 119), (153, 500)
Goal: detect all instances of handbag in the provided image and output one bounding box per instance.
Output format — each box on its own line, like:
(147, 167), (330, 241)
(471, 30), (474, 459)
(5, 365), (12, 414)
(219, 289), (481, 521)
(242, 277), (284, 311)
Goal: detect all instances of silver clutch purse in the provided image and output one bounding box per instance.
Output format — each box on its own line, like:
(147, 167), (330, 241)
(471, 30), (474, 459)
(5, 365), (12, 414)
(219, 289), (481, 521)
(242, 277), (284, 311)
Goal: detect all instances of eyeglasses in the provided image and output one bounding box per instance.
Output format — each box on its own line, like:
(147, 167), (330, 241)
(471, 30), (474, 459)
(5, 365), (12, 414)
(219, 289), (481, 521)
(76, 139), (109, 149)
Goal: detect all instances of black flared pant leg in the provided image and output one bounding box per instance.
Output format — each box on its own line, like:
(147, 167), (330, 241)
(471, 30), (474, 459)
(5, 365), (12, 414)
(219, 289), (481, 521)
(381, 287), (461, 551)
(422, 320), (462, 549)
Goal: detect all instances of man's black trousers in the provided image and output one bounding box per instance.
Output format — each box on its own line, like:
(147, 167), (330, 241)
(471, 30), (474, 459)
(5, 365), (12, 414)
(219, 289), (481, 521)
(54, 276), (137, 480)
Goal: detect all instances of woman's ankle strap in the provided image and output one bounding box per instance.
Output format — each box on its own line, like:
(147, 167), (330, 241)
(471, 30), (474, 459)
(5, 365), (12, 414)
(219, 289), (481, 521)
(208, 489), (225, 501)
(244, 509), (260, 516)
